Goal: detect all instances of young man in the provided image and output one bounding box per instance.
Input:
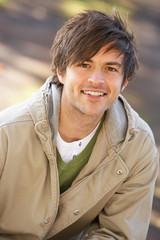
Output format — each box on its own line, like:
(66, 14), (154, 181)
(0, 10), (159, 240)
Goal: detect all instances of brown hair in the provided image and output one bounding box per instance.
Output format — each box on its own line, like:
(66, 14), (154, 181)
(51, 10), (138, 87)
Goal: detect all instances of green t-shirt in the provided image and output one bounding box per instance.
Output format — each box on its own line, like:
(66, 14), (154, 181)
(56, 115), (105, 193)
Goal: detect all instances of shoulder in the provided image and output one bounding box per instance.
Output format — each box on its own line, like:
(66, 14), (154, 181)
(0, 101), (32, 128)
(116, 97), (159, 180)
(0, 77), (54, 129)
(118, 95), (158, 166)
(120, 95), (156, 145)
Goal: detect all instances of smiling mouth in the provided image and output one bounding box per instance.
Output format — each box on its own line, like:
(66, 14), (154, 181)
(82, 90), (106, 96)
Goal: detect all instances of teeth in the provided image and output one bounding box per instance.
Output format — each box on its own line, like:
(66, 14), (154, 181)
(83, 91), (104, 96)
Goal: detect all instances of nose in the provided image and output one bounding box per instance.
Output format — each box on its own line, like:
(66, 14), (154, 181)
(88, 70), (105, 86)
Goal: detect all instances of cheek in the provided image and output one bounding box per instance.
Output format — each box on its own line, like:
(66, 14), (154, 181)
(107, 80), (123, 97)
(64, 78), (76, 98)
(107, 79), (118, 89)
(69, 68), (88, 83)
(111, 77), (123, 89)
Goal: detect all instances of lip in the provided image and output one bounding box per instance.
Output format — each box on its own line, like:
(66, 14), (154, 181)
(81, 89), (107, 99)
(82, 88), (107, 93)
(82, 88), (107, 94)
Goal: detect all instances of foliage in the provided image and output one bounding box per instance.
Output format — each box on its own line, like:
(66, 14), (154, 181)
(61, 0), (133, 18)
(0, 0), (8, 8)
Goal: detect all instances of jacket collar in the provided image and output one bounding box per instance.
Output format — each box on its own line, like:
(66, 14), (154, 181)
(105, 96), (128, 147)
(27, 77), (138, 150)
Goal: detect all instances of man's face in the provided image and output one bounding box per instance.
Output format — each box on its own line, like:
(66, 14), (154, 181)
(57, 45), (128, 119)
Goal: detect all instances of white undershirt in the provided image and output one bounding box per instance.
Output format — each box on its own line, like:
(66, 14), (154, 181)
(56, 122), (100, 163)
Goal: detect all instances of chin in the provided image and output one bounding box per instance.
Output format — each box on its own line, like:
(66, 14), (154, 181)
(82, 109), (105, 118)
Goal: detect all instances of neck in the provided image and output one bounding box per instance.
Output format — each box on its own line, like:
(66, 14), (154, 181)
(58, 104), (103, 143)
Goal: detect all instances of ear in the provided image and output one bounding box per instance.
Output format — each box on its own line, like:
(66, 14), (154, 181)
(57, 68), (64, 84)
(121, 79), (129, 92)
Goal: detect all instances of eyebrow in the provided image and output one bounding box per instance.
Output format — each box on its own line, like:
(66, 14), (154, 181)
(86, 59), (122, 68)
(105, 62), (122, 68)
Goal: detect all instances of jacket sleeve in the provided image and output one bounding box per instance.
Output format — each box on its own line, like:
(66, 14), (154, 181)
(0, 127), (8, 179)
(83, 139), (159, 240)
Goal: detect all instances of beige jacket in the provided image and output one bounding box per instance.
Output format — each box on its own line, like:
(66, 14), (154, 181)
(0, 78), (159, 240)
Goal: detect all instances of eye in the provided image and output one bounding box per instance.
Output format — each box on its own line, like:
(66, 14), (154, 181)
(78, 62), (90, 68)
(106, 67), (117, 72)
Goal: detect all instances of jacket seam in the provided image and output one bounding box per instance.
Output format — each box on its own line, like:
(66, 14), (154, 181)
(129, 136), (157, 176)
(137, 126), (156, 146)
(0, 119), (33, 128)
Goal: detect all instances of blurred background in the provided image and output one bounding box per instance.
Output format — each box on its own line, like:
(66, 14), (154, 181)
(0, 0), (159, 239)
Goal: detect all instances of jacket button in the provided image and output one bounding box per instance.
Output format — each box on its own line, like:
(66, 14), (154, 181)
(117, 169), (123, 175)
(44, 220), (49, 224)
(128, 128), (138, 142)
(74, 210), (80, 215)
(129, 128), (135, 134)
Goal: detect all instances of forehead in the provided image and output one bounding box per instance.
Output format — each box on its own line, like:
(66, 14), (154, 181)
(68, 42), (125, 67)
(90, 44), (124, 63)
